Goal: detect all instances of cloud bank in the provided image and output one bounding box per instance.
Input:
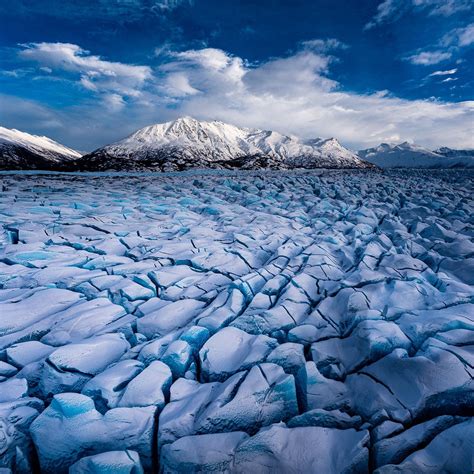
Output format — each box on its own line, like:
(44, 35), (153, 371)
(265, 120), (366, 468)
(3, 41), (473, 151)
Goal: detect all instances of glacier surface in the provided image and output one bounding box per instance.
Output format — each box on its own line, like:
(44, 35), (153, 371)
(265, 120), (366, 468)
(0, 169), (472, 473)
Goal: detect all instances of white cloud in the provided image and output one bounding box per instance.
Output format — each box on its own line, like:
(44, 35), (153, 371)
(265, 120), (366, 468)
(365, 0), (403, 30)
(102, 93), (127, 111)
(299, 38), (349, 53)
(404, 23), (473, 69)
(365, 0), (472, 29)
(152, 46), (474, 150)
(414, 0), (472, 16)
(457, 24), (474, 46)
(405, 51), (452, 65)
(429, 68), (457, 76)
(1, 0), (192, 21)
(19, 42), (152, 99)
(158, 48), (247, 98)
(5, 42), (474, 151)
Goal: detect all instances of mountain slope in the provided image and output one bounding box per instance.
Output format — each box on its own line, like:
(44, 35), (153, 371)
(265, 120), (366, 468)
(434, 147), (474, 161)
(77, 117), (372, 171)
(358, 142), (474, 168)
(0, 127), (81, 170)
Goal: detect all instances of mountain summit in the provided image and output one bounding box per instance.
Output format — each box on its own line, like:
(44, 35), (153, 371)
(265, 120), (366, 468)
(77, 117), (372, 171)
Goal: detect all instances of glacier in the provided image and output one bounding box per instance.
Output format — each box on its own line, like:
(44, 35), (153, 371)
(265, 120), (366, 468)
(0, 169), (472, 473)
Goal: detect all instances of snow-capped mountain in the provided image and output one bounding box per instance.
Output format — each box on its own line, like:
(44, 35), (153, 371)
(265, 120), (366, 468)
(358, 142), (474, 168)
(77, 117), (372, 171)
(0, 126), (81, 170)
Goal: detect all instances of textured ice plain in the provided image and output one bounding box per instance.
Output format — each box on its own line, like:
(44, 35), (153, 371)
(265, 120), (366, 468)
(0, 169), (473, 473)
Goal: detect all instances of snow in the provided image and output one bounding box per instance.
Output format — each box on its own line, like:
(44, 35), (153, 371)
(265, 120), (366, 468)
(0, 169), (472, 472)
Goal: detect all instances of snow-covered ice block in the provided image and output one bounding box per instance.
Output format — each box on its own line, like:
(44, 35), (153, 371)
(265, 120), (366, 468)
(137, 299), (205, 338)
(0, 288), (82, 350)
(30, 393), (155, 473)
(344, 372), (410, 424)
(0, 397), (44, 471)
(159, 364), (298, 446)
(287, 324), (319, 345)
(39, 334), (130, 396)
(287, 408), (362, 429)
(297, 362), (348, 412)
(362, 347), (473, 417)
(374, 418), (473, 474)
(266, 342), (305, 375)
(40, 298), (128, 346)
(161, 431), (249, 473)
(137, 332), (180, 365)
(5, 341), (54, 368)
(0, 361), (18, 378)
(396, 303), (474, 348)
(0, 378), (28, 402)
(233, 424), (369, 473)
(372, 420), (404, 442)
(373, 415), (464, 468)
(160, 340), (194, 378)
(118, 361), (172, 409)
(311, 320), (411, 378)
(82, 360), (144, 411)
(199, 327), (278, 382)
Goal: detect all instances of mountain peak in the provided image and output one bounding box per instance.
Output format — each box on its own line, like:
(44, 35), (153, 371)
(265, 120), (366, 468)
(79, 117), (370, 171)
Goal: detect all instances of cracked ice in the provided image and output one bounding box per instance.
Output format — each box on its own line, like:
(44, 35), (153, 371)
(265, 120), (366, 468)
(0, 169), (473, 473)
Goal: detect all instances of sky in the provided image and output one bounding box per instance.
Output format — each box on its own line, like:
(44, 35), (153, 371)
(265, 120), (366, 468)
(0, 0), (473, 152)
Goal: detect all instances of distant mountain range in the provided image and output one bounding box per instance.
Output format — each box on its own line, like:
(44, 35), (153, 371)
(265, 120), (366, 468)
(0, 118), (472, 171)
(358, 142), (474, 168)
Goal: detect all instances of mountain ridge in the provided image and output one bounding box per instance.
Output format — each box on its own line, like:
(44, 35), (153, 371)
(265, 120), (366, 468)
(1, 118), (472, 171)
(76, 117), (372, 171)
(0, 126), (81, 170)
(358, 141), (474, 168)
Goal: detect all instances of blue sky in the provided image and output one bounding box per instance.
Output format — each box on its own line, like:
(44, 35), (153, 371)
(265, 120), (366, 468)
(0, 0), (473, 151)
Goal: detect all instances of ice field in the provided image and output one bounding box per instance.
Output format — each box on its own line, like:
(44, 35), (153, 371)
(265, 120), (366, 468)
(0, 170), (473, 473)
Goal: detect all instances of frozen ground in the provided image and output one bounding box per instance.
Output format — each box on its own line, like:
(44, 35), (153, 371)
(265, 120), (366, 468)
(0, 169), (473, 473)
